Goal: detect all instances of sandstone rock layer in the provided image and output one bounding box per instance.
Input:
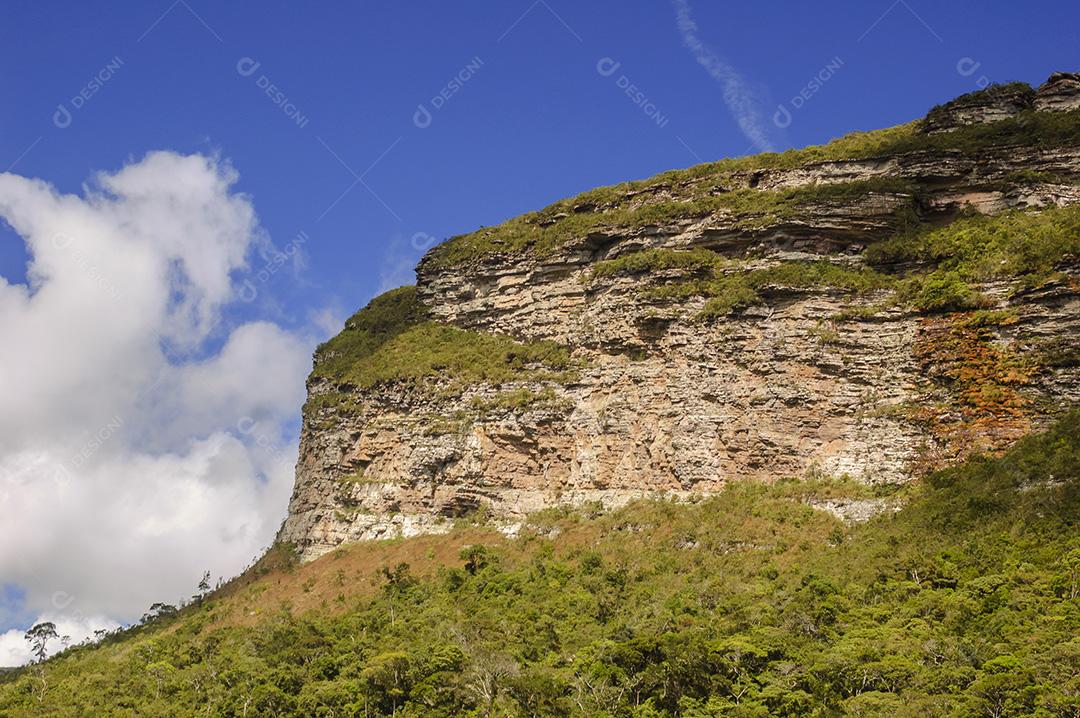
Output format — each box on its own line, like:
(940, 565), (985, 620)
(282, 74), (1080, 561)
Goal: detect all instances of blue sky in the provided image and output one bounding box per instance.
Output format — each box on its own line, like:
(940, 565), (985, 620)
(0, 0), (1077, 661)
(2, 0), (1077, 326)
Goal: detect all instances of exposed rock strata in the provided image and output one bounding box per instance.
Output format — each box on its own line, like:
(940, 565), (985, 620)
(922, 83), (1035, 133)
(1036, 72), (1080, 113)
(282, 74), (1080, 561)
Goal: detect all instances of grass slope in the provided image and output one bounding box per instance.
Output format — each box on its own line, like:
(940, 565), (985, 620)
(1, 413), (1078, 717)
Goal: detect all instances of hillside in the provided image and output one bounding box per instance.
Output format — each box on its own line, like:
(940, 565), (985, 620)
(1, 411), (1078, 716)
(283, 72), (1080, 561)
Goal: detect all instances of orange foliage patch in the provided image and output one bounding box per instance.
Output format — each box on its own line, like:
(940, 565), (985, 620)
(912, 312), (1037, 466)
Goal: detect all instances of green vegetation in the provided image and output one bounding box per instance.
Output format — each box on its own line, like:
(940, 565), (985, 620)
(429, 179), (916, 267)
(427, 109), (1080, 267)
(808, 321), (843, 346)
(470, 387), (569, 413)
(3, 413), (1078, 716)
(695, 262), (894, 318)
(585, 201), (1080, 319)
(310, 286), (576, 394)
(309, 285), (427, 381)
(868, 204), (1080, 285)
(870, 204), (1080, 312)
(999, 169), (1074, 187)
(594, 251), (892, 318)
(589, 247), (728, 280)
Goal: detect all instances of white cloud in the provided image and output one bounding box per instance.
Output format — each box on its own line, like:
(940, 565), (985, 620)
(0, 614), (120, 667)
(672, 0), (780, 153)
(0, 151), (319, 665)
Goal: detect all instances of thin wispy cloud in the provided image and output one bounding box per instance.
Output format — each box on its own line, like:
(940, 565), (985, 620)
(377, 233), (421, 294)
(672, 0), (779, 153)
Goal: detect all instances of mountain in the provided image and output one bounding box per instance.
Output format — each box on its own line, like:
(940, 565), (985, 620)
(2, 73), (1079, 718)
(281, 72), (1080, 562)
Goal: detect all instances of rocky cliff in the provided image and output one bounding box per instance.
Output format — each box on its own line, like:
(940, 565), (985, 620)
(282, 74), (1080, 561)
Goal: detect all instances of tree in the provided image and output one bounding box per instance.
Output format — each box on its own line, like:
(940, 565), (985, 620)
(507, 667), (570, 718)
(24, 622), (58, 663)
(361, 651), (413, 715)
(141, 602), (177, 624)
(709, 636), (770, 704)
(968, 655), (1037, 718)
(465, 647), (519, 717)
(379, 562), (415, 626)
(380, 562), (414, 589)
(460, 545), (491, 575)
(193, 570), (212, 605)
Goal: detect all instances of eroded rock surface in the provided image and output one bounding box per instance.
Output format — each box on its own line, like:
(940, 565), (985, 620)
(922, 83), (1034, 133)
(281, 76), (1080, 561)
(1035, 71), (1080, 113)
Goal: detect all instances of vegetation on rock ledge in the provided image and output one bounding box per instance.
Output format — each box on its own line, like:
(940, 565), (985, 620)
(428, 178), (917, 268)
(869, 203), (1080, 290)
(586, 203), (1080, 318)
(309, 286), (576, 404)
(427, 108), (1080, 267)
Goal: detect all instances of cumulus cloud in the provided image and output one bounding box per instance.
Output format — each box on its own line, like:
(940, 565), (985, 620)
(672, 0), (780, 153)
(0, 615), (119, 667)
(0, 152), (317, 665)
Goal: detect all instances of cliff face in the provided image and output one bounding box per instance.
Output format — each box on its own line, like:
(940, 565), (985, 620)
(282, 74), (1080, 561)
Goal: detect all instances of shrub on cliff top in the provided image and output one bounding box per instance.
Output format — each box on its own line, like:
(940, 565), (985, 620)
(426, 108), (1080, 267)
(311, 285), (427, 380)
(430, 178), (917, 267)
(311, 285), (574, 391)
